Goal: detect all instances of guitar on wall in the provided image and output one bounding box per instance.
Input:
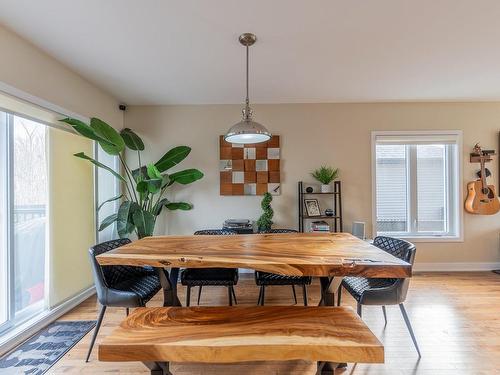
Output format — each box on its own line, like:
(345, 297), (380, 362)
(465, 143), (500, 215)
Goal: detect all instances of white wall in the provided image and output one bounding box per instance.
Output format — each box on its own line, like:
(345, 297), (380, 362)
(124, 103), (500, 268)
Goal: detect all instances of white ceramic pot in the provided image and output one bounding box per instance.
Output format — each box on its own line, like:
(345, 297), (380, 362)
(320, 184), (333, 193)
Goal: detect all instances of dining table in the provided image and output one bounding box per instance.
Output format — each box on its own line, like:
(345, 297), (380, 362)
(96, 231), (412, 373)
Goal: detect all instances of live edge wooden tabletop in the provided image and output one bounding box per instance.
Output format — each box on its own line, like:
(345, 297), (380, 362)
(96, 232), (411, 278)
(98, 306), (384, 364)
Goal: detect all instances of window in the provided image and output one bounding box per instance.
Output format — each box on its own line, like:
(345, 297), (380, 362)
(0, 112), (48, 332)
(372, 131), (462, 240)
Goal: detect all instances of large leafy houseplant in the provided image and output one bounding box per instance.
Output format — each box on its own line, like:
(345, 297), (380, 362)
(61, 117), (203, 239)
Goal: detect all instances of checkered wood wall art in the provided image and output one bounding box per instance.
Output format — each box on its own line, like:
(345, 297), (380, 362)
(219, 135), (280, 195)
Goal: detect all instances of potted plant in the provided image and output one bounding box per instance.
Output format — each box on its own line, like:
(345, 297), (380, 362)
(60, 117), (203, 239)
(257, 192), (273, 232)
(311, 166), (339, 193)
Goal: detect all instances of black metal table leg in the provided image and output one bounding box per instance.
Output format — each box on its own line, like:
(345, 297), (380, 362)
(154, 267), (181, 307)
(319, 276), (346, 373)
(143, 361), (172, 375)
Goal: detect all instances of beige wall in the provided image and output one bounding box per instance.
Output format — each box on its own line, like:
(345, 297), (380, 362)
(0, 24), (122, 127)
(0, 25), (122, 305)
(125, 103), (500, 268)
(48, 128), (94, 307)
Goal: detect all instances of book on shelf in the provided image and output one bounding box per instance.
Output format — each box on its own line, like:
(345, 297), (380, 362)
(310, 220), (330, 232)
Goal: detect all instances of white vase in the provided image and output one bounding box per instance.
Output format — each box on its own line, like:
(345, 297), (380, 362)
(320, 184), (333, 193)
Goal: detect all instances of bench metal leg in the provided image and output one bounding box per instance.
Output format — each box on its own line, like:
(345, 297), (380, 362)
(382, 305), (387, 326)
(302, 285), (308, 306)
(143, 361), (173, 375)
(257, 286), (263, 305)
(292, 285), (298, 304)
(337, 286), (342, 306)
(154, 267), (181, 307)
(357, 303), (362, 318)
(260, 285), (266, 306)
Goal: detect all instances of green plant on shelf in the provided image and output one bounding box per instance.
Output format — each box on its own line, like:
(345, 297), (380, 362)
(61, 117), (203, 239)
(311, 166), (339, 184)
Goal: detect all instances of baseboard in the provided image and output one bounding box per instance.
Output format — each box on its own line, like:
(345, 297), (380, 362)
(413, 262), (500, 272)
(0, 286), (96, 357)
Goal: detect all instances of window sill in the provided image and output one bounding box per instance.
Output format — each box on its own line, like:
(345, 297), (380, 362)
(377, 233), (464, 243)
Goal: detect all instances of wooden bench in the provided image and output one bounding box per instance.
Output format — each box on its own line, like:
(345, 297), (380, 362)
(98, 306), (383, 375)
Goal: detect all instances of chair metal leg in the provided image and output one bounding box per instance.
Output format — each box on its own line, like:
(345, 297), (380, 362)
(86, 305), (106, 362)
(382, 305), (387, 326)
(257, 286), (263, 305)
(292, 285), (298, 304)
(260, 285), (266, 306)
(186, 286), (191, 307)
(228, 286), (233, 306)
(231, 286), (238, 305)
(399, 303), (421, 358)
(357, 302), (362, 318)
(197, 286), (202, 305)
(302, 285), (308, 306)
(337, 286), (342, 306)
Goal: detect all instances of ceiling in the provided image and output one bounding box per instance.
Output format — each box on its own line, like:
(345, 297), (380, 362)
(1, 0), (500, 105)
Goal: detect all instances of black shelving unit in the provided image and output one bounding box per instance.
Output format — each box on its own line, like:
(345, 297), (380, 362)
(298, 181), (343, 233)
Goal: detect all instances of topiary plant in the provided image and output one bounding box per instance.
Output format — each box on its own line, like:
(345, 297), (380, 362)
(257, 192), (273, 232)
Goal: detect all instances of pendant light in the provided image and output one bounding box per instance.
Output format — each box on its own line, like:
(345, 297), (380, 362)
(224, 33), (271, 144)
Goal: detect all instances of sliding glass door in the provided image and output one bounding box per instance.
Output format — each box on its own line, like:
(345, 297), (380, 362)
(0, 111), (48, 333)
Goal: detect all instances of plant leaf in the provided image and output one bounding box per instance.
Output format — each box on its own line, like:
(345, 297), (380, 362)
(90, 117), (125, 155)
(97, 194), (123, 212)
(73, 152), (126, 182)
(169, 168), (204, 185)
(120, 128), (144, 151)
(165, 202), (193, 210)
(117, 201), (140, 238)
(60, 118), (100, 141)
(98, 213), (118, 231)
(132, 165), (147, 181)
(155, 146), (191, 172)
(153, 198), (170, 216)
(132, 209), (155, 238)
(147, 164), (162, 179)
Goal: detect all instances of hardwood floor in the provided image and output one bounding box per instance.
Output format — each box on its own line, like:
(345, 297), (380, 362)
(48, 272), (500, 374)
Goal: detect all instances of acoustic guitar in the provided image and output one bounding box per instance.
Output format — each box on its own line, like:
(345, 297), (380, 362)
(465, 144), (500, 215)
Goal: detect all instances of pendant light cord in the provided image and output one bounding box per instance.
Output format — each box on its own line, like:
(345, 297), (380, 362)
(245, 45), (249, 105)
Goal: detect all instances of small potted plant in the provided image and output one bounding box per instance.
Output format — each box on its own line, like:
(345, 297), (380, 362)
(257, 192), (273, 232)
(311, 166), (339, 193)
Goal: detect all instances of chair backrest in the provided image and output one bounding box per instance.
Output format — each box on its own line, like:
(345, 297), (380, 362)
(373, 236), (416, 303)
(260, 228), (298, 234)
(194, 229), (238, 235)
(88, 238), (134, 305)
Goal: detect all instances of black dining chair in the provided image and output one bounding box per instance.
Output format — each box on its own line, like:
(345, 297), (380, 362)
(86, 238), (161, 362)
(180, 229), (238, 306)
(255, 229), (312, 306)
(338, 236), (421, 357)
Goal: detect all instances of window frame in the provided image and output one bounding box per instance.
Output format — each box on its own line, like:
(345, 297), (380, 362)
(371, 130), (464, 242)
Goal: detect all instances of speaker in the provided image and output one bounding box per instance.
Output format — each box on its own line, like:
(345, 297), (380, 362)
(351, 221), (365, 240)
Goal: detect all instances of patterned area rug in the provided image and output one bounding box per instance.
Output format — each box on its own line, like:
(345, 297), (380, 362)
(0, 321), (95, 375)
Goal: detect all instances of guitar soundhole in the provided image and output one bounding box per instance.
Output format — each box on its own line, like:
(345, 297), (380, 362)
(481, 187), (490, 195)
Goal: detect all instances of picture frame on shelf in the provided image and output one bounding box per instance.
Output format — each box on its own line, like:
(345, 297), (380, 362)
(304, 199), (321, 217)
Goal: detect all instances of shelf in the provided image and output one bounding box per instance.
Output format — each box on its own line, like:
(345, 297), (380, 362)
(302, 192), (339, 195)
(301, 215), (340, 219)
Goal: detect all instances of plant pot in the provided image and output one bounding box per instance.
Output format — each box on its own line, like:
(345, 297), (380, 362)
(320, 184), (333, 193)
